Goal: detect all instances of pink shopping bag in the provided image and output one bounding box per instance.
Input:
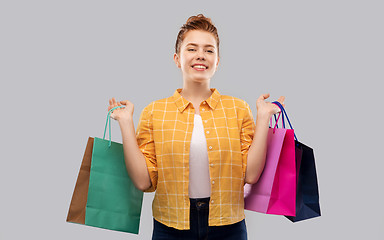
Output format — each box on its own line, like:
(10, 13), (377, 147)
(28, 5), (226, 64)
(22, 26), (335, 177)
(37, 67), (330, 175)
(244, 113), (296, 216)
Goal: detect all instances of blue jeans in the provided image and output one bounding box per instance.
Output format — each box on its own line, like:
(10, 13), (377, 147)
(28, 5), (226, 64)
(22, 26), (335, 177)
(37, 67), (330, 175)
(152, 197), (248, 240)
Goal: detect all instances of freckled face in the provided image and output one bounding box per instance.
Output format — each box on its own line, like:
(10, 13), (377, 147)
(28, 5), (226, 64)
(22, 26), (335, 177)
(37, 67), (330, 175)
(174, 30), (220, 82)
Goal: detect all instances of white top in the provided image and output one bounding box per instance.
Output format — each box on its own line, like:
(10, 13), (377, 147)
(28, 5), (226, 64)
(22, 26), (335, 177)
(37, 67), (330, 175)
(188, 114), (211, 198)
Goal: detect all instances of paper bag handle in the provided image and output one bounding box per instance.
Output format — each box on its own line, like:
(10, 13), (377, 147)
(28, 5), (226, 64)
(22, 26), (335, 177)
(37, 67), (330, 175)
(103, 106), (125, 147)
(272, 101), (298, 141)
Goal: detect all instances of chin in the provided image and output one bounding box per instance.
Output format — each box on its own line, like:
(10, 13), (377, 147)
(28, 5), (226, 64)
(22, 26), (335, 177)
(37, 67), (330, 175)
(193, 73), (213, 80)
(192, 77), (210, 82)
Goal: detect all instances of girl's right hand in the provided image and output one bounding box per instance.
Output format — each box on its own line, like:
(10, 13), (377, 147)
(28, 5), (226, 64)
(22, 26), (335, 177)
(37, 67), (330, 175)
(108, 97), (134, 122)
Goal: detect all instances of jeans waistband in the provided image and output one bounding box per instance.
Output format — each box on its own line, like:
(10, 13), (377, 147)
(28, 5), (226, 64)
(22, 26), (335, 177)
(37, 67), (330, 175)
(190, 197), (210, 210)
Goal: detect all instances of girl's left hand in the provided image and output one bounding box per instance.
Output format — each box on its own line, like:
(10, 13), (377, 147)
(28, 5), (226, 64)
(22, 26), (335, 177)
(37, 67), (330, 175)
(256, 93), (285, 119)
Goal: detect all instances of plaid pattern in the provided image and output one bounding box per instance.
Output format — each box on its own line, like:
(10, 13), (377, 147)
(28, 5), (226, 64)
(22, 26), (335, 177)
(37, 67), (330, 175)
(136, 88), (255, 230)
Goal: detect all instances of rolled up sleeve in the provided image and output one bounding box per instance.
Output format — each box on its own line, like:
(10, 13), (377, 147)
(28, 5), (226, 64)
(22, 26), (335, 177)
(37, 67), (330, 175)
(240, 101), (255, 180)
(136, 104), (158, 192)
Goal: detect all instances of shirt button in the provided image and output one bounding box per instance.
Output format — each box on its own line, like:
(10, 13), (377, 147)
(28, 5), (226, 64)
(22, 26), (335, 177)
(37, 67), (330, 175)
(206, 130), (210, 134)
(203, 102), (206, 104)
(209, 146), (213, 150)
(210, 163), (214, 167)
(212, 180), (215, 184)
(202, 108), (205, 111)
(204, 120), (208, 123)
(211, 200), (214, 204)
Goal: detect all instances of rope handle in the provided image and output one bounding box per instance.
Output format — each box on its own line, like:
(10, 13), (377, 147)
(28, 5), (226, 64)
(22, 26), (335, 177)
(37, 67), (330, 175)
(103, 106), (125, 147)
(272, 101), (298, 141)
(270, 107), (285, 129)
(270, 111), (282, 133)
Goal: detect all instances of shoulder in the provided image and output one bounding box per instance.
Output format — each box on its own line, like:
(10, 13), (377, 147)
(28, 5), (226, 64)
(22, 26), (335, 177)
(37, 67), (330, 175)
(141, 95), (174, 113)
(219, 94), (254, 121)
(220, 94), (251, 110)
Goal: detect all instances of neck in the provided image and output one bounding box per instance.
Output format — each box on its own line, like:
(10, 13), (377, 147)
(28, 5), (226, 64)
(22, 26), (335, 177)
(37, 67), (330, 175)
(180, 79), (212, 103)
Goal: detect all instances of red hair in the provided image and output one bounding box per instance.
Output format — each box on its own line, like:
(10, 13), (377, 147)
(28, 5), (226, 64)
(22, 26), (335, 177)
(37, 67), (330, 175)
(175, 14), (220, 57)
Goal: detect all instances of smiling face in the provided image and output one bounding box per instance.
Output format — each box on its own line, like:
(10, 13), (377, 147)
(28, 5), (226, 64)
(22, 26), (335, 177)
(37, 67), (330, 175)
(174, 30), (220, 83)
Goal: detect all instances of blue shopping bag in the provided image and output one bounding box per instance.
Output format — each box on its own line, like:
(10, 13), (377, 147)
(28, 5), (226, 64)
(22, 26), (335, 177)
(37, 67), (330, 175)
(272, 101), (321, 222)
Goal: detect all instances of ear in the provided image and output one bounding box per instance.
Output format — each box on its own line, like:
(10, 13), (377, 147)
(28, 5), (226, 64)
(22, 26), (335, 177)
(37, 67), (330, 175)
(216, 56), (220, 68)
(173, 53), (181, 68)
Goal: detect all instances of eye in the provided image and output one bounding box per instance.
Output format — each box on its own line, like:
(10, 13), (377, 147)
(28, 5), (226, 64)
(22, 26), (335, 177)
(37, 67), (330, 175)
(188, 48), (196, 51)
(207, 50), (214, 53)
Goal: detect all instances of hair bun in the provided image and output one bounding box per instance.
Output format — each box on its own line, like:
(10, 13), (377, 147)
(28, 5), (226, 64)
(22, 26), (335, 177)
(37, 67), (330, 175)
(186, 14), (213, 25)
(175, 13), (219, 56)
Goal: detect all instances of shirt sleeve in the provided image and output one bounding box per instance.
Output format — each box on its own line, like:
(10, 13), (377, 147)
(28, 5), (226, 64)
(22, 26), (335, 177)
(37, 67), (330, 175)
(240, 101), (256, 180)
(136, 103), (158, 192)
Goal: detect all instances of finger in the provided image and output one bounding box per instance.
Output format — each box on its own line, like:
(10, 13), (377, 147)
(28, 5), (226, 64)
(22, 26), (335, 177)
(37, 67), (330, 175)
(277, 96), (285, 108)
(262, 93), (270, 100)
(257, 93), (270, 101)
(274, 105), (281, 114)
(117, 103), (123, 109)
(109, 98), (117, 110)
(113, 98), (119, 108)
(277, 96), (285, 104)
(270, 102), (281, 113)
(120, 100), (128, 105)
(108, 99), (113, 111)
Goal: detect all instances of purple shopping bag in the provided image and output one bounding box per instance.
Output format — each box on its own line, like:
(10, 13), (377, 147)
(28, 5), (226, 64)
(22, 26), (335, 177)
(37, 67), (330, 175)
(244, 112), (296, 216)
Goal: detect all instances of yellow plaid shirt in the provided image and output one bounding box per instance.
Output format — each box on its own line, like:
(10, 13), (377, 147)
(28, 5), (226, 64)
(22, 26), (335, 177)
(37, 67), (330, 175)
(136, 88), (255, 230)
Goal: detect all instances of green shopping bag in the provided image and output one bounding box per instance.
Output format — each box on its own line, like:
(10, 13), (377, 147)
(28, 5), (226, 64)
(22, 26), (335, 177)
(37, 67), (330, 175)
(67, 106), (143, 234)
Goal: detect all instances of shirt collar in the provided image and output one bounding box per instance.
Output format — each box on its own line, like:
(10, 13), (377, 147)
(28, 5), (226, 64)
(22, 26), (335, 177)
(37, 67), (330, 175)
(173, 88), (221, 113)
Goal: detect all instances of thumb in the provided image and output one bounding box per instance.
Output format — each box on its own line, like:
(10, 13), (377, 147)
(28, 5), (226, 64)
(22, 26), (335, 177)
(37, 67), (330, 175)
(262, 93), (270, 99)
(257, 93), (270, 101)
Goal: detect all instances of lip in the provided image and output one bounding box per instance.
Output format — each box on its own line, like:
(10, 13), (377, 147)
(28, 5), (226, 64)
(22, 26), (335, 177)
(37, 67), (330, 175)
(191, 63), (208, 71)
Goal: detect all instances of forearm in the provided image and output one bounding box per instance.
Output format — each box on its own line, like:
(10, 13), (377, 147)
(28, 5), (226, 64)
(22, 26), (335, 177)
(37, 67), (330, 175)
(118, 117), (152, 191)
(244, 114), (270, 184)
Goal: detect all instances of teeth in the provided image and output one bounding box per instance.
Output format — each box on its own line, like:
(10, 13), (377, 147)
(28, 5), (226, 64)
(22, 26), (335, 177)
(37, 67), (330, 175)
(193, 65), (206, 69)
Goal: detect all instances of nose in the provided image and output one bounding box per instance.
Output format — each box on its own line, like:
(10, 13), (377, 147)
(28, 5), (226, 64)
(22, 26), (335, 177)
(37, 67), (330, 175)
(196, 49), (205, 60)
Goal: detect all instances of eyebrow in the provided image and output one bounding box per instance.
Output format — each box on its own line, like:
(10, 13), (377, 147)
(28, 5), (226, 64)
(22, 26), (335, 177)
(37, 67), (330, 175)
(185, 43), (216, 48)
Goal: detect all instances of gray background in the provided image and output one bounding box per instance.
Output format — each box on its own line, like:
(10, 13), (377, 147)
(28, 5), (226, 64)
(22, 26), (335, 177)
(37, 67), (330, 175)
(1, 0), (383, 239)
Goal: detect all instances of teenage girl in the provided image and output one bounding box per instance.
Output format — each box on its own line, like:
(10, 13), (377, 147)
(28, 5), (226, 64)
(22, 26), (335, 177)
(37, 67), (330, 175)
(108, 14), (285, 240)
